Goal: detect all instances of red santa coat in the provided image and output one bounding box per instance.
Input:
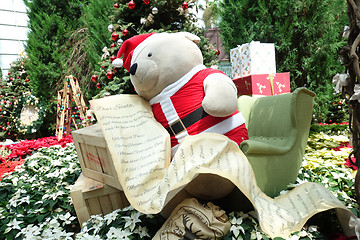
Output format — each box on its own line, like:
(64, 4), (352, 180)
(150, 65), (248, 154)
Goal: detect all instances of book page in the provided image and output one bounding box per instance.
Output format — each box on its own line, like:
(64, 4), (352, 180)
(90, 94), (356, 238)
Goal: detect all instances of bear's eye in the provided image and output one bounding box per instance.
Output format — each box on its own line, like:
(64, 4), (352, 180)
(148, 52), (152, 57)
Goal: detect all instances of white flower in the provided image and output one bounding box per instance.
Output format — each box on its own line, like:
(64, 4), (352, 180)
(134, 225), (150, 238)
(5, 218), (23, 233)
(250, 230), (263, 240)
(230, 217), (245, 237)
(106, 227), (132, 240)
(59, 212), (76, 225)
(75, 232), (102, 240)
(122, 211), (142, 231)
(105, 210), (119, 225)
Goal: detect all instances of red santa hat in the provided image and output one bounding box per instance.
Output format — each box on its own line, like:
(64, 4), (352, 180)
(112, 32), (157, 71)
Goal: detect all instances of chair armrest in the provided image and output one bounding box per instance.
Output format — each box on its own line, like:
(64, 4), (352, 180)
(240, 140), (291, 155)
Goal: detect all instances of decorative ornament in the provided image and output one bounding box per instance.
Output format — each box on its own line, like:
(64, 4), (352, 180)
(13, 92), (45, 135)
(122, 29), (129, 36)
(140, 18), (146, 25)
(144, 0), (150, 4)
(91, 75), (98, 82)
(128, 0), (135, 9)
(114, 3), (119, 8)
(182, 2), (188, 10)
(101, 46), (110, 60)
(107, 71), (115, 79)
(96, 82), (102, 89)
(110, 43), (116, 48)
(152, 7), (158, 14)
(26, 78), (30, 82)
(110, 56), (116, 62)
(108, 24), (114, 32)
(117, 38), (124, 45)
(214, 49), (220, 56)
(112, 33), (119, 41)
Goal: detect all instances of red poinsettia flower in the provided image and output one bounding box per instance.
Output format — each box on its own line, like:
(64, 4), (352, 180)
(0, 135), (73, 180)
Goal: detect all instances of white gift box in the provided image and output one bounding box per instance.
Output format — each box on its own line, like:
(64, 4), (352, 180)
(230, 41), (276, 78)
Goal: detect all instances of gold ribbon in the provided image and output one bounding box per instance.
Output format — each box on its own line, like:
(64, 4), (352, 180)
(269, 73), (275, 95)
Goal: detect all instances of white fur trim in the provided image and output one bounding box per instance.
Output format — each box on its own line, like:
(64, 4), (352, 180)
(149, 64), (206, 105)
(202, 112), (246, 135)
(112, 58), (123, 68)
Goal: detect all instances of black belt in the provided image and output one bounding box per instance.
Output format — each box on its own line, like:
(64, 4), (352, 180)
(166, 106), (209, 136)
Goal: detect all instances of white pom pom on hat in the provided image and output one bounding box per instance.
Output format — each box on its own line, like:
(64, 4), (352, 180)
(114, 32), (157, 71)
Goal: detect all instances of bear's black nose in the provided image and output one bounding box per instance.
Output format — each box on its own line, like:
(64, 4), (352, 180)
(129, 63), (137, 75)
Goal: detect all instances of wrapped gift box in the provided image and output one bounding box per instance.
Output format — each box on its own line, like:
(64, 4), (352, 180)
(233, 72), (290, 96)
(230, 47), (242, 78)
(230, 41), (276, 78)
(70, 173), (130, 226)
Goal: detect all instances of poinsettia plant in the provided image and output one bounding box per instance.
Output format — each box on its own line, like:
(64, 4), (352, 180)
(0, 130), (358, 239)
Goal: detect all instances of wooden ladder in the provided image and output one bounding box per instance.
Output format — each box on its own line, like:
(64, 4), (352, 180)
(56, 75), (89, 140)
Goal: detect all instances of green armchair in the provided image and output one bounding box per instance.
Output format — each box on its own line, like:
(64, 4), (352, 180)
(237, 88), (315, 197)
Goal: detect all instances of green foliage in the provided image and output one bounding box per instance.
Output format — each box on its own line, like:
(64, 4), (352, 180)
(90, 0), (218, 98)
(24, 0), (86, 136)
(217, 0), (348, 120)
(62, 0), (114, 100)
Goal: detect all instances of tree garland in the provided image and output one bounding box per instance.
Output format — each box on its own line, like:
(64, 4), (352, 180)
(11, 92), (46, 135)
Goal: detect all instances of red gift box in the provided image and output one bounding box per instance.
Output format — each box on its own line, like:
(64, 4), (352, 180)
(233, 72), (290, 97)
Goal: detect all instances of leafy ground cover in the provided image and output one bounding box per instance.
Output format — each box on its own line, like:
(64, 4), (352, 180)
(0, 130), (358, 239)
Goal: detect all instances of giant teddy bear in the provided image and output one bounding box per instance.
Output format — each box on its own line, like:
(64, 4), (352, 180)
(113, 32), (248, 200)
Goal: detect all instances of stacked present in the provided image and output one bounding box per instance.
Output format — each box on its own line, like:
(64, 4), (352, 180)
(70, 124), (130, 226)
(230, 41), (290, 96)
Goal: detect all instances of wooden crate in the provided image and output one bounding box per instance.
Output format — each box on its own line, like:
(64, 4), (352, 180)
(72, 124), (122, 190)
(70, 173), (130, 226)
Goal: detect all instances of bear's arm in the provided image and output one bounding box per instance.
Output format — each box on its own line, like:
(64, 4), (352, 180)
(202, 73), (238, 117)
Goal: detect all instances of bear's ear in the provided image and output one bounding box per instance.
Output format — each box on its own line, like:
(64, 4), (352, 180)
(175, 32), (201, 45)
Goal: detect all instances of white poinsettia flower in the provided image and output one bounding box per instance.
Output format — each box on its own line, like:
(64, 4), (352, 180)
(105, 210), (119, 225)
(6, 218), (23, 231)
(122, 211), (142, 231)
(75, 233), (102, 240)
(106, 227), (132, 240)
(134, 225), (150, 238)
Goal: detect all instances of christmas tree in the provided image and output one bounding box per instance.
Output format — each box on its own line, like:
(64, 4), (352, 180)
(89, 0), (218, 98)
(0, 54), (45, 140)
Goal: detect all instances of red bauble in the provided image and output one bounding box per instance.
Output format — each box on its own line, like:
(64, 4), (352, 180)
(144, 0), (150, 4)
(128, 0), (135, 9)
(112, 33), (119, 41)
(96, 82), (102, 89)
(182, 2), (188, 10)
(110, 56), (116, 62)
(10, 77), (13, 81)
(91, 75), (98, 82)
(7, 72), (10, 75)
(122, 29), (129, 36)
(26, 78), (30, 82)
(110, 43), (116, 48)
(214, 49), (220, 55)
(114, 3), (119, 8)
(107, 71), (115, 79)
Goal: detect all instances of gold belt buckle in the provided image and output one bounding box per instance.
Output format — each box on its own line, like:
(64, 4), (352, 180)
(169, 119), (186, 136)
